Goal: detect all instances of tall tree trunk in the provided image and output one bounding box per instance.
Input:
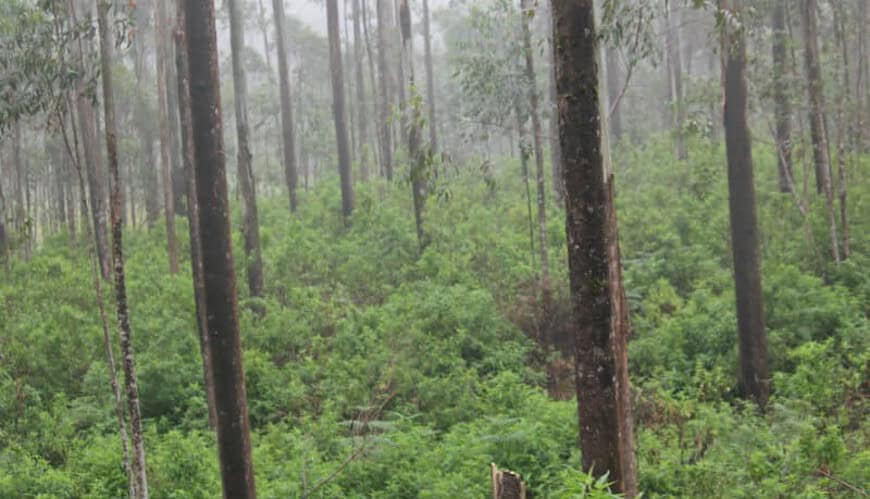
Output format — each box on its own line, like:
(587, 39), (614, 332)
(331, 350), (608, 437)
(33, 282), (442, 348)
(328, 0), (355, 219)
(546, 0), (563, 202)
(13, 122), (25, 249)
(520, 0), (550, 293)
(228, 0), (265, 297)
(96, 2), (150, 497)
(832, 5), (851, 259)
(515, 102), (537, 274)
(352, 0), (370, 181)
(183, 0), (258, 495)
(665, 0), (687, 160)
(606, 47), (623, 142)
(421, 0), (438, 153)
(155, 0), (179, 275)
(399, 0), (424, 251)
(772, 0), (793, 193)
(801, 0), (840, 263)
(376, 0), (394, 180)
(344, 0), (358, 164)
(720, 0), (771, 408)
(551, 1), (637, 495)
(175, 0), (217, 430)
(273, 0), (300, 212)
(165, 29), (186, 219)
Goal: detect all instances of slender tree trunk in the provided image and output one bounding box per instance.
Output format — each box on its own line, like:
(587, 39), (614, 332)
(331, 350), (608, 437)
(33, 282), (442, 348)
(228, 0), (265, 297)
(606, 47), (623, 142)
(328, 0), (355, 219)
(832, 5), (850, 259)
(801, 0), (840, 263)
(183, 0), (258, 495)
(361, 0), (383, 171)
(155, 0), (179, 275)
(13, 122), (26, 250)
(772, 0), (793, 193)
(665, 0), (687, 160)
(273, 0), (300, 212)
(344, 0), (358, 164)
(521, 0), (550, 293)
(175, 0), (217, 430)
(720, 0), (771, 408)
(165, 30), (186, 219)
(96, 2), (150, 497)
(399, 0), (424, 251)
(546, 1), (563, 202)
(515, 103), (537, 274)
(376, 0), (394, 180)
(421, 0), (438, 153)
(353, 0), (370, 181)
(552, 2), (637, 495)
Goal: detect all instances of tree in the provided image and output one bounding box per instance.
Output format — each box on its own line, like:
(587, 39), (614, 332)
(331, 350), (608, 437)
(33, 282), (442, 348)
(376, 0), (394, 180)
(520, 0), (550, 294)
(551, 1), (637, 495)
(351, 0), (370, 180)
(174, 0), (216, 429)
(327, 0), (354, 219)
(272, 0), (300, 213)
(664, 0), (686, 161)
(421, 0), (438, 153)
(96, 1), (149, 496)
(771, 0), (793, 193)
(719, 0), (770, 408)
(182, 0), (257, 496)
(801, 0), (840, 263)
(227, 0), (265, 296)
(154, 0), (178, 274)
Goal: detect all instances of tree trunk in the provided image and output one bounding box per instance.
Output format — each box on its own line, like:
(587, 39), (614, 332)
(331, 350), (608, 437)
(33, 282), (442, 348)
(183, 0), (258, 495)
(772, 0), (793, 193)
(328, 0), (355, 219)
(515, 102), (537, 274)
(832, 4), (850, 260)
(155, 0), (179, 275)
(546, 0), (563, 202)
(551, 2), (637, 495)
(520, 0), (550, 293)
(491, 464), (526, 499)
(421, 0), (438, 153)
(665, 0), (687, 160)
(353, 0), (371, 181)
(399, 0), (425, 251)
(228, 0), (265, 297)
(801, 0), (840, 263)
(272, 0), (300, 212)
(606, 47), (623, 142)
(96, 2), (150, 496)
(720, 0), (771, 408)
(376, 0), (395, 180)
(175, 0), (217, 430)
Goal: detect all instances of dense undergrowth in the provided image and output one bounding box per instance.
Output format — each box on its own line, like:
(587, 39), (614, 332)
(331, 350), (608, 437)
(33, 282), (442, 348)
(1, 137), (868, 497)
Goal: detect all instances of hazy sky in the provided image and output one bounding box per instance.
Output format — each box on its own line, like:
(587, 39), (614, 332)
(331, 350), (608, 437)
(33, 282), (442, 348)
(288, 0), (452, 35)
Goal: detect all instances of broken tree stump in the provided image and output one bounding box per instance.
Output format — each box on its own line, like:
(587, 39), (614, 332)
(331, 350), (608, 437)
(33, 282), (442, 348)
(491, 463), (526, 499)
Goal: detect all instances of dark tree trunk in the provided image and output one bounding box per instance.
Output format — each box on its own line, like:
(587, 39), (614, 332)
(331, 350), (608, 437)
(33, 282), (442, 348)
(155, 0), (179, 275)
(720, 0), (771, 408)
(772, 0), (793, 193)
(272, 0), (300, 212)
(491, 464), (526, 499)
(801, 0), (840, 263)
(228, 0), (265, 297)
(376, 0), (395, 180)
(551, 1), (637, 495)
(96, 2), (150, 497)
(520, 0), (550, 293)
(183, 0), (258, 496)
(175, 0), (217, 430)
(328, 0), (355, 219)
(422, 0), (438, 153)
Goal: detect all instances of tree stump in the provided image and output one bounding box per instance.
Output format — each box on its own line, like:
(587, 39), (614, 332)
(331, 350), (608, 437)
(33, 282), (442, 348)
(491, 463), (526, 499)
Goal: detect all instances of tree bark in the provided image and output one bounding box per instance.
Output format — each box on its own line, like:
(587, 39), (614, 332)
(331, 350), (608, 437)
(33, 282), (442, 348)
(720, 0), (771, 408)
(96, 2), (150, 497)
(399, 0), (425, 251)
(665, 0), (687, 160)
(421, 0), (438, 153)
(352, 0), (371, 181)
(772, 0), (793, 193)
(520, 0), (550, 293)
(228, 0), (265, 297)
(183, 0), (258, 496)
(175, 0), (217, 430)
(272, 0), (300, 212)
(491, 464), (526, 499)
(801, 0), (840, 263)
(546, 0), (563, 202)
(328, 0), (355, 219)
(831, 4), (850, 259)
(515, 102), (537, 274)
(155, 0), (179, 275)
(551, 1), (637, 495)
(376, 0), (395, 180)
